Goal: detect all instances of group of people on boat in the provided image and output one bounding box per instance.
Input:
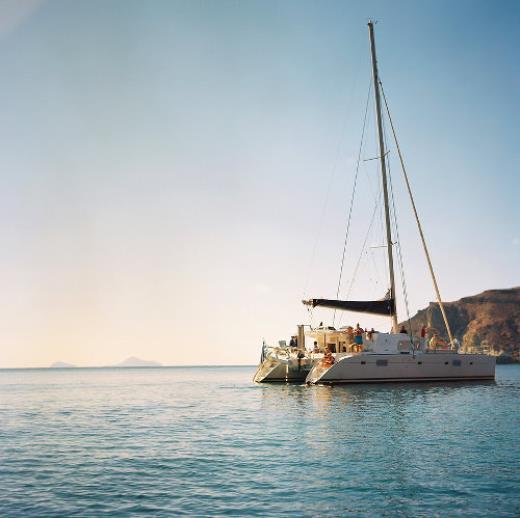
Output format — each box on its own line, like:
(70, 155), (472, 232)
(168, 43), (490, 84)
(344, 323), (370, 352)
(422, 326), (453, 350)
(404, 324), (452, 350)
(310, 323), (378, 355)
(283, 323), (454, 360)
(316, 323), (371, 367)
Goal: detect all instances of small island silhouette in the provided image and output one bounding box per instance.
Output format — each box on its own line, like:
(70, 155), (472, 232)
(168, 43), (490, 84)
(49, 357), (162, 368)
(49, 361), (77, 368)
(113, 357), (162, 367)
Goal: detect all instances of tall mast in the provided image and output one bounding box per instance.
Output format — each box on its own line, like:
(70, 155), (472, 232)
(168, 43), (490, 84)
(368, 21), (399, 333)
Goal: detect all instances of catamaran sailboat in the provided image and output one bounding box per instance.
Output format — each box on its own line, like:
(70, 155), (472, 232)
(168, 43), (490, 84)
(255, 22), (495, 384)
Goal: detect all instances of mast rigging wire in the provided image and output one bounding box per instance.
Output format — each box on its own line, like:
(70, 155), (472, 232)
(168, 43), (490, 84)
(302, 66), (366, 302)
(383, 116), (414, 342)
(379, 81), (456, 347)
(337, 191), (382, 328)
(333, 82), (372, 326)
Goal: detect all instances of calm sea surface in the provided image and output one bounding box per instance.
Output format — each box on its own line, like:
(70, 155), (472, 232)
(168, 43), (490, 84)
(1, 365), (519, 517)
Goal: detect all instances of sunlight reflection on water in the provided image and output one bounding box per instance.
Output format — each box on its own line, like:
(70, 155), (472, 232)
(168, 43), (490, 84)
(1, 366), (519, 516)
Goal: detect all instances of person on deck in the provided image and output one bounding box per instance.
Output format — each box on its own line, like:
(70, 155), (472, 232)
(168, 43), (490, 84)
(399, 325), (408, 334)
(323, 349), (335, 365)
(354, 325), (364, 351)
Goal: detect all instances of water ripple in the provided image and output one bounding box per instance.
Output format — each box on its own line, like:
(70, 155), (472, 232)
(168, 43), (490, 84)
(0, 366), (519, 516)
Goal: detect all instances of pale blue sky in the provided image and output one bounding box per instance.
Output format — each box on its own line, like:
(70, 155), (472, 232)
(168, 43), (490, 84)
(0, 0), (518, 367)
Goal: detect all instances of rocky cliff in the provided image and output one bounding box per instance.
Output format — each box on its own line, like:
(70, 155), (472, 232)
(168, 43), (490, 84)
(400, 287), (520, 360)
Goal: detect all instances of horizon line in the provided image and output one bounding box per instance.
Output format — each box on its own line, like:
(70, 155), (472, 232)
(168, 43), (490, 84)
(0, 364), (257, 370)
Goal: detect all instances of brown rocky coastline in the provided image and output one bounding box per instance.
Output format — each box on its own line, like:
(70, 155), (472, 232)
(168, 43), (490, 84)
(400, 287), (520, 362)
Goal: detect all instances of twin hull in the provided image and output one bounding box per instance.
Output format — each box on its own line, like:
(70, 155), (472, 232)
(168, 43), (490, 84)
(255, 353), (495, 384)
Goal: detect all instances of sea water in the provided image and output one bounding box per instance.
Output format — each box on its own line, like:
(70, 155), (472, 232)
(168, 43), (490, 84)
(1, 365), (519, 517)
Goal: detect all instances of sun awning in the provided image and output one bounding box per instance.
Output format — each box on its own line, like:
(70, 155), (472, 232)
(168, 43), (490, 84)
(302, 297), (395, 316)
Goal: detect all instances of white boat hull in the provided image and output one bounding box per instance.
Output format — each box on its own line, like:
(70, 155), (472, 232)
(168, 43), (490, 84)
(306, 352), (495, 384)
(253, 357), (312, 383)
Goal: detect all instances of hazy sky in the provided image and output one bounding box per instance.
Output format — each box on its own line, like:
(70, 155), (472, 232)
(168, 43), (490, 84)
(1, 0), (518, 367)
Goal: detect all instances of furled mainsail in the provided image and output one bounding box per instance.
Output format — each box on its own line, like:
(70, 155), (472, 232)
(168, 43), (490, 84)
(302, 297), (395, 316)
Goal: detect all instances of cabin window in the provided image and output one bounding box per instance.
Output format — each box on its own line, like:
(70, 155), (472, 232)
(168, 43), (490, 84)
(452, 359), (461, 367)
(417, 361), (422, 365)
(376, 359), (388, 366)
(469, 362), (473, 365)
(360, 361), (366, 365)
(444, 361), (449, 365)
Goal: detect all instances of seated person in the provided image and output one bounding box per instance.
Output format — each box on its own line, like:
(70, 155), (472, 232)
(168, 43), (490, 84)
(322, 348), (335, 365)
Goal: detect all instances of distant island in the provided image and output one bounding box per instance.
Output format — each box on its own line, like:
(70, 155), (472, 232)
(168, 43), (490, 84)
(401, 287), (520, 362)
(48, 357), (162, 368)
(113, 357), (162, 367)
(49, 361), (77, 368)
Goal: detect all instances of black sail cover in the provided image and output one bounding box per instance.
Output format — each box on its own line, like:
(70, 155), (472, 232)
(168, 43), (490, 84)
(302, 297), (395, 316)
